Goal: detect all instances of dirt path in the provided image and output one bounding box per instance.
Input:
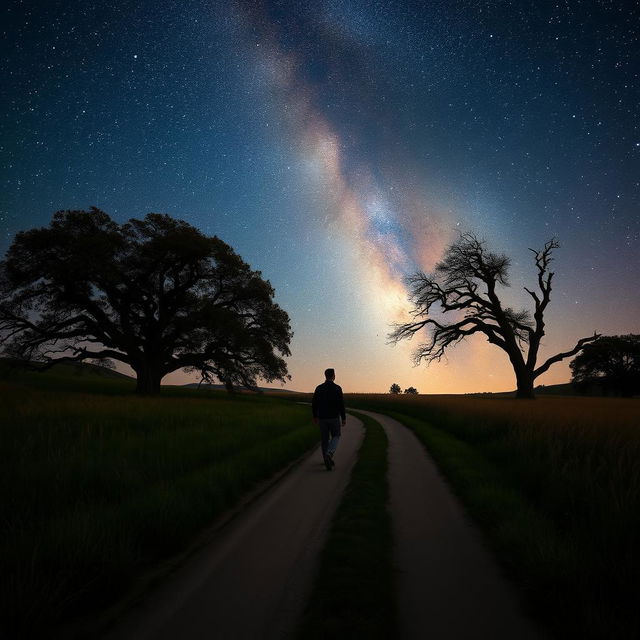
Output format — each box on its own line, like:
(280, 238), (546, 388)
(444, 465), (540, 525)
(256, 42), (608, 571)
(105, 416), (364, 640)
(357, 410), (547, 640)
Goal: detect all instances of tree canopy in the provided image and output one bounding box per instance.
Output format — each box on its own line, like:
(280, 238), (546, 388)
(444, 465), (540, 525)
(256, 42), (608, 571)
(0, 208), (293, 394)
(570, 334), (640, 397)
(389, 383), (401, 394)
(390, 233), (599, 398)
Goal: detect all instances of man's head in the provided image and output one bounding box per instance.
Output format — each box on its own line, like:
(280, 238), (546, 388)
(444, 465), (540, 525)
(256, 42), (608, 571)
(324, 368), (335, 381)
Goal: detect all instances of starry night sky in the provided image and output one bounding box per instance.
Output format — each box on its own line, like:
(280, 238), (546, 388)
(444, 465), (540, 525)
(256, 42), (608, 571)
(2, 0), (639, 392)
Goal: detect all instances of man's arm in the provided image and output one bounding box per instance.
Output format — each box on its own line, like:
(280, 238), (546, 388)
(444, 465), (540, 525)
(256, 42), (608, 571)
(338, 387), (346, 424)
(311, 387), (319, 424)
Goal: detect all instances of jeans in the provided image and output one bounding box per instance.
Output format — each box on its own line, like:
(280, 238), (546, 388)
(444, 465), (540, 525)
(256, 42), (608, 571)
(319, 418), (341, 457)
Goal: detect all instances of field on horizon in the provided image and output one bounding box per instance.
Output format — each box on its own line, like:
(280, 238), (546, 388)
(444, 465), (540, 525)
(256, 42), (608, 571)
(0, 369), (316, 637)
(347, 391), (640, 425)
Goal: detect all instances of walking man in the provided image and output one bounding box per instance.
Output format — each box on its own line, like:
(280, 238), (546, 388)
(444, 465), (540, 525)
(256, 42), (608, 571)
(312, 368), (346, 471)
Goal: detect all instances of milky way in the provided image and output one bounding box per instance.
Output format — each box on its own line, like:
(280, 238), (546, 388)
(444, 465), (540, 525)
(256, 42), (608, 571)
(1, 1), (638, 392)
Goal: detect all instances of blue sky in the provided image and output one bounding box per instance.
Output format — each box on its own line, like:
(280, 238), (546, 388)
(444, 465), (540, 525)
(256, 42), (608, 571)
(2, 0), (638, 391)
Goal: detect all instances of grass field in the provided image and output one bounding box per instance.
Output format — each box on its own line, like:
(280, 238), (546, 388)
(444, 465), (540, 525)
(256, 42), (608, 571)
(4, 361), (638, 639)
(0, 365), (316, 637)
(344, 394), (640, 640)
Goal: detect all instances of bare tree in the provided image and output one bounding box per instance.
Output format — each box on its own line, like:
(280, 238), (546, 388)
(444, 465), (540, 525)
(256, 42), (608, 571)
(389, 233), (599, 398)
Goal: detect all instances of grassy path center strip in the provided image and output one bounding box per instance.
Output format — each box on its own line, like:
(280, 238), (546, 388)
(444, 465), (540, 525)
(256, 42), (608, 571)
(296, 411), (395, 639)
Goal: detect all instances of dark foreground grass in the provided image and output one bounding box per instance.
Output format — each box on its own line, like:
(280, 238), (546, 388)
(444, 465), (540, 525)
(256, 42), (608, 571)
(346, 395), (640, 640)
(0, 377), (316, 638)
(296, 412), (395, 639)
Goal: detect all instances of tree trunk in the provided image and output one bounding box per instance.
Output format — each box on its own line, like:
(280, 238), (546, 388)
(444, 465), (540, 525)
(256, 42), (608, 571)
(134, 365), (162, 395)
(515, 371), (535, 399)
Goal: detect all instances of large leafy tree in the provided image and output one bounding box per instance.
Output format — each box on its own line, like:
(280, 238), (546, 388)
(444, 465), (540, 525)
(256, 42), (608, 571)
(0, 208), (293, 394)
(570, 335), (640, 397)
(389, 233), (599, 398)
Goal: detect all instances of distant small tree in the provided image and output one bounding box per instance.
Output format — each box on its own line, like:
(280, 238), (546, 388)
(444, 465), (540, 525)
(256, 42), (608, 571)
(390, 233), (600, 399)
(570, 334), (640, 397)
(389, 383), (401, 394)
(404, 386), (418, 394)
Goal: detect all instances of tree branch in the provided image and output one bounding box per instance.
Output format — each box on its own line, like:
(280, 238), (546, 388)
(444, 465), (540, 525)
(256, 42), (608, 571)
(533, 333), (601, 377)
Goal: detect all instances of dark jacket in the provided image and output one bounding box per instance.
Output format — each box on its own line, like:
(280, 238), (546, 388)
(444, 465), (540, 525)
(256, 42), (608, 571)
(312, 380), (346, 420)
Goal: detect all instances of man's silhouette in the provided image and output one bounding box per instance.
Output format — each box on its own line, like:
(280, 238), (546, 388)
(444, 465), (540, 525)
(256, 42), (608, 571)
(312, 368), (346, 471)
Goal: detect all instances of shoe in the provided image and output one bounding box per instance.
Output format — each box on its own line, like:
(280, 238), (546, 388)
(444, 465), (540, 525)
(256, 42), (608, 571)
(323, 454), (333, 471)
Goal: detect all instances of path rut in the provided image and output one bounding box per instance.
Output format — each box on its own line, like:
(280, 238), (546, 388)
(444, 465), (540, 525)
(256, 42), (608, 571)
(358, 410), (546, 640)
(105, 416), (364, 640)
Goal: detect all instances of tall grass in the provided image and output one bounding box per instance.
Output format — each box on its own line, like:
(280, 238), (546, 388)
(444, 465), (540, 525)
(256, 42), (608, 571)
(346, 394), (640, 640)
(0, 380), (316, 637)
